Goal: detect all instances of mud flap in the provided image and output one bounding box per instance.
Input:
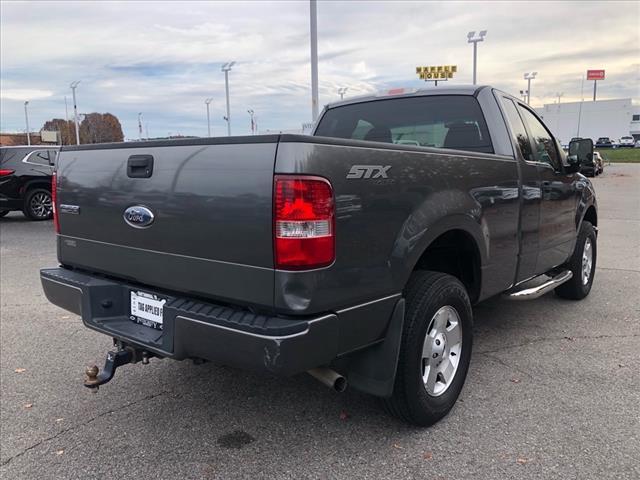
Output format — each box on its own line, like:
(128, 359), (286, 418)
(345, 298), (405, 397)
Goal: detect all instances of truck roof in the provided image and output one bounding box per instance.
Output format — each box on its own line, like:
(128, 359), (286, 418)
(324, 84), (490, 110)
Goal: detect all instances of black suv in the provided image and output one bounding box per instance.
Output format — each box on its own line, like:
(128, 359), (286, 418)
(0, 146), (59, 220)
(595, 137), (613, 148)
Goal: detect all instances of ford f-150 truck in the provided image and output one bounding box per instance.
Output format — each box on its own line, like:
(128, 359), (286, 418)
(41, 85), (598, 426)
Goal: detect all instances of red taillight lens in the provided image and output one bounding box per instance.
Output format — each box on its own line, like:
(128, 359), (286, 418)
(0, 169), (15, 176)
(274, 175), (335, 270)
(52, 173), (60, 233)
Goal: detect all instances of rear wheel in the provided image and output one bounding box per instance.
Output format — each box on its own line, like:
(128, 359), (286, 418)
(384, 271), (473, 426)
(23, 188), (53, 220)
(555, 221), (596, 300)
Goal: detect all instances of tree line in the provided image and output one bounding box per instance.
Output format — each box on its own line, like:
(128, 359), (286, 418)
(42, 113), (124, 144)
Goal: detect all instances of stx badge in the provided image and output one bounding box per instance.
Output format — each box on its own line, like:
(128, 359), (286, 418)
(347, 165), (391, 179)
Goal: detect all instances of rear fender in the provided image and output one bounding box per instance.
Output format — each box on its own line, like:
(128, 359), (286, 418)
(391, 210), (487, 290)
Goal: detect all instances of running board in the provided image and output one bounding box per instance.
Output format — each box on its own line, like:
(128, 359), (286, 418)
(505, 270), (573, 301)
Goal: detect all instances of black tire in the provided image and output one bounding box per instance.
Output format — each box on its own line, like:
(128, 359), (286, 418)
(555, 221), (596, 300)
(383, 271), (473, 427)
(23, 188), (53, 221)
(0, 210), (9, 218)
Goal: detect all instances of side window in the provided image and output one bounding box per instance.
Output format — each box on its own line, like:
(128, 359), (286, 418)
(500, 97), (533, 161)
(25, 150), (52, 166)
(517, 105), (560, 170)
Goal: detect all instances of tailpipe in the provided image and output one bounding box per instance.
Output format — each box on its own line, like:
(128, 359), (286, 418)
(307, 368), (347, 393)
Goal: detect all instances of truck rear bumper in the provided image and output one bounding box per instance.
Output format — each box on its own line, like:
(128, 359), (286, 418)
(40, 267), (341, 376)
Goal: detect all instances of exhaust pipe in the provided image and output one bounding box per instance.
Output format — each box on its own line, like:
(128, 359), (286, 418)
(307, 368), (347, 393)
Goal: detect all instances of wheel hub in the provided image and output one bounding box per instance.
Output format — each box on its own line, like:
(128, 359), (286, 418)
(421, 305), (462, 397)
(582, 238), (593, 285)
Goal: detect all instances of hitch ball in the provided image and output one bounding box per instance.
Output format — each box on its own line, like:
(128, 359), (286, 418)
(85, 365), (100, 391)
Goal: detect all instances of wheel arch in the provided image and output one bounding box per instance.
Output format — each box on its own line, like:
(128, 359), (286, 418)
(21, 178), (52, 195)
(582, 204), (597, 229)
(402, 217), (485, 304)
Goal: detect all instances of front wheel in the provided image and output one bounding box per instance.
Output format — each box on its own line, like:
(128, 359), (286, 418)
(555, 221), (596, 300)
(384, 271), (473, 427)
(23, 188), (53, 220)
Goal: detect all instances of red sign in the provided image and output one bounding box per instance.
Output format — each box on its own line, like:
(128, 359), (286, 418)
(587, 70), (605, 80)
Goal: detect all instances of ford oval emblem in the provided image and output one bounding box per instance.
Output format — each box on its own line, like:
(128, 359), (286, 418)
(123, 206), (155, 228)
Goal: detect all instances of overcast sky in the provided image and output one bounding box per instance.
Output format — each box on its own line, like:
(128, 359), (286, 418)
(1, 0), (638, 139)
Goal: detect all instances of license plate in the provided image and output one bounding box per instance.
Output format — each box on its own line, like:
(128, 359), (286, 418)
(130, 291), (166, 330)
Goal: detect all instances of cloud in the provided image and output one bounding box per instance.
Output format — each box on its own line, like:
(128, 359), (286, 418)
(0, 1), (637, 138)
(1, 89), (54, 101)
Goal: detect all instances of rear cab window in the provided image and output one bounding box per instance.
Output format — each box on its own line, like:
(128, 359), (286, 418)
(315, 95), (494, 154)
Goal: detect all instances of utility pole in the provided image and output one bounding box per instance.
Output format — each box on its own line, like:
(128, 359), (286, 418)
(310, 0), (319, 121)
(70, 81), (81, 144)
(205, 98), (213, 137)
(24, 101), (31, 145)
(222, 62), (235, 136)
(138, 112), (143, 140)
(524, 72), (537, 105)
(247, 109), (255, 135)
(593, 80), (597, 102)
(467, 30), (487, 85)
(64, 96), (69, 122)
(556, 92), (564, 105)
(338, 87), (348, 100)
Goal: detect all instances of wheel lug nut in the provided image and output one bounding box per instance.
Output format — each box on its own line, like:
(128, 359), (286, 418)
(432, 353), (438, 358)
(435, 340), (441, 346)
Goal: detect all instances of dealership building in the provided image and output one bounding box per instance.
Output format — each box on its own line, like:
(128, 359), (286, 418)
(536, 98), (640, 144)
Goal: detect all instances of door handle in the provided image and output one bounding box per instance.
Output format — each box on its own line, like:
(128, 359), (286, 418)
(127, 155), (154, 178)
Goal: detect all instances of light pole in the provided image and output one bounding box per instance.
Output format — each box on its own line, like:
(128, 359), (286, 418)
(310, 0), (319, 121)
(467, 30), (487, 85)
(138, 113), (143, 140)
(70, 81), (81, 144)
(338, 87), (348, 100)
(24, 101), (31, 146)
(519, 90), (528, 103)
(221, 61), (235, 136)
(524, 72), (537, 105)
(247, 109), (256, 135)
(205, 97), (213, 137)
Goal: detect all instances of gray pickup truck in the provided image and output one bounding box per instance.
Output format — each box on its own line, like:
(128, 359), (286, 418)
(41, 85), (598, 426)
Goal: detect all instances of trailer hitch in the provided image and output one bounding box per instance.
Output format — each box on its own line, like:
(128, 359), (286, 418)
(84, 346), (151, 390)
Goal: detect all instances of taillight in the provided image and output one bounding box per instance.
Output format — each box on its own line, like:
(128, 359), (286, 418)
(52, 173), (60, 233)
(274, 175), (335, 270)
(0, 169), (15, 176)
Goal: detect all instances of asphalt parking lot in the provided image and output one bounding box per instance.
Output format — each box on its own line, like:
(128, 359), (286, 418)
(1, 164), (638, 480)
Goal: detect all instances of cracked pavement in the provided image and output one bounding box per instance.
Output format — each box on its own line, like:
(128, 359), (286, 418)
(1, 164), (639, 479)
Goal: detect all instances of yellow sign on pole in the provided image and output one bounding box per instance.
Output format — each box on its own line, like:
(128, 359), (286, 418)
(416, 65), (457, 83)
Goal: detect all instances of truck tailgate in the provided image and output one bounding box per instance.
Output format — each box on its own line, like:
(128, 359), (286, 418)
(56, 138), (278, 308)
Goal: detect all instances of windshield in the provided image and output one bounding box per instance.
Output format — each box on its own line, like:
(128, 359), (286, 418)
(315, 95), (494, 154)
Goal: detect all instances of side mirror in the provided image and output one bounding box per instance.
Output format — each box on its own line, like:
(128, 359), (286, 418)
(567, 138), (593, 173)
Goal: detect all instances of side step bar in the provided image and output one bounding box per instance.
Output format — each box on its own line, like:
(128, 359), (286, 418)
(505, 270), (573, 301)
